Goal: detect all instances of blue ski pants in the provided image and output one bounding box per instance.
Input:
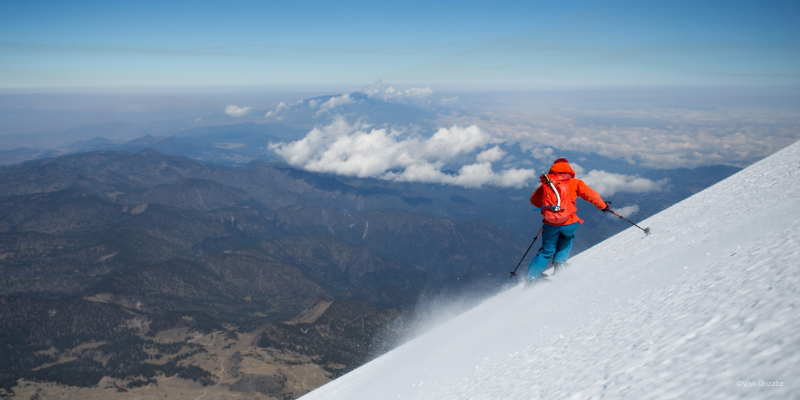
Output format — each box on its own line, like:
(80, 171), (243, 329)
(526, 222), (579, 280)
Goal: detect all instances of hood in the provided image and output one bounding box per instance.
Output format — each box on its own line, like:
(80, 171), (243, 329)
(548, 158), (575, 177)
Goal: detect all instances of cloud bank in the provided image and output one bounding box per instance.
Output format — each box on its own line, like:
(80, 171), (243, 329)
(225, 105), (252, 117)
(264, 94), (358, 119)
(263, 80), (442, 121)
(270, 117), (666, 191)
(270, 117), (536, 188)
(571, 164), (666, 197)
(363, 80), (434, 102)
(441, 107), (800, 169)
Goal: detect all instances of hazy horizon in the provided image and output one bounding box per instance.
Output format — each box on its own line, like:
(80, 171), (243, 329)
(1, 84), (798, 166)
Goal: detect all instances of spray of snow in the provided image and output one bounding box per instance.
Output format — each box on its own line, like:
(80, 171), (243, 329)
(410, 281), (513, 342)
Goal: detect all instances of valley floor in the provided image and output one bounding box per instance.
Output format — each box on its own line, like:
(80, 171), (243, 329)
(10, 326), (331, 400)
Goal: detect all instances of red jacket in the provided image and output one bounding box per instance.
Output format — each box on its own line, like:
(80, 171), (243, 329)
(530, 160), (607, 225)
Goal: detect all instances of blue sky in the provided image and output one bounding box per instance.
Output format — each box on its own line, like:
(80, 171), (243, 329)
(0, 0), (798, 89)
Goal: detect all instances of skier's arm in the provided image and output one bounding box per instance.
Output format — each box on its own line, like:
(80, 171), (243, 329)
(576, 180), (607, 210)
(530, 185), (544, 208)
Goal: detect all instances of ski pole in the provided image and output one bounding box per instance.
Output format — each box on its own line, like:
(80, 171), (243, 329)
(510, 227), (544, 278)
(605, 204), (650, 235)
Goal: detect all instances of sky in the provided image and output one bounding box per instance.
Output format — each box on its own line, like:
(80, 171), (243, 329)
(1, 0), (798, 89)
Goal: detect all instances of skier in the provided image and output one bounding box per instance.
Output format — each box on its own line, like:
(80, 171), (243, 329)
(526, 158), (609, 284)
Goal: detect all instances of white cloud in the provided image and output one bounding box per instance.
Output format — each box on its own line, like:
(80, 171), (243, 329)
(265, 100), (303, 118)
(579, 169), (666, 197)
(476, 146), (507, 163)
(449, 163), (537, 188)
(497, 168), (539, 187)
(569, 163), (586, 176)
(385, 162), (537, 189)
(440, 96), (459, 105)
(313, 94), (357, 116)
(320, 94), (355, 110)
(363, 80), (434, 102)
(423, 125), (491, 159)
(523, 145), (554, 160)
(265, 102), (286, 118)
(225, 105), (251, 117)
(404, 87), (434, 98)
(608, 204), (640, 218)
(449, 163), (496, 188)
(270, 117), (536, 188)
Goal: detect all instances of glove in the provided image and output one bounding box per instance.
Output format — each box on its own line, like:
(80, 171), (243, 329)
(602, 204), (611, 213)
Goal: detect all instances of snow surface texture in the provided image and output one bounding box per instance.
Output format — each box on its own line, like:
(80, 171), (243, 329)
(301, 141), (800, 400)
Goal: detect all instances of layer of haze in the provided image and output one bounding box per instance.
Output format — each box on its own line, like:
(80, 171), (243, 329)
(2, 86), (798, 173)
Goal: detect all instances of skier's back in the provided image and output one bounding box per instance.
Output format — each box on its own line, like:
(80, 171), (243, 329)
(527, 158), (608, 283)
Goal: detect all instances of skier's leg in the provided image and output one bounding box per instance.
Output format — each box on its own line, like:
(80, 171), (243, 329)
(526, 225), (560, 281)
(553, 222), (580, 264)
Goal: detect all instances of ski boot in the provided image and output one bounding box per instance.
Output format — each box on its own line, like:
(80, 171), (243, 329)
(524, 273), (550, 287)
(553, 262), (564, 275)
(524, 278), (536, 287)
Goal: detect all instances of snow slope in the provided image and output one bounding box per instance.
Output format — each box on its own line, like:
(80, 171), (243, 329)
(301, 141), (800, 400)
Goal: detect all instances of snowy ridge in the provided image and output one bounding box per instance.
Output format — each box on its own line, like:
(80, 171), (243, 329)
(301, 141), (800, 400)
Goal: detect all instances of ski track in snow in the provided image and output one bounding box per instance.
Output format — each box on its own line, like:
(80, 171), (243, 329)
(301, 141), (800, 400)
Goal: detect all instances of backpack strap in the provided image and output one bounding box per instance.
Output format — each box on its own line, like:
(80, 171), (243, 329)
(541, 173), (562, 212)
